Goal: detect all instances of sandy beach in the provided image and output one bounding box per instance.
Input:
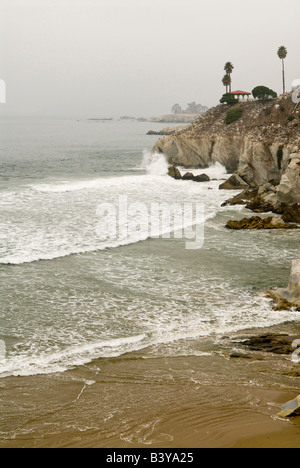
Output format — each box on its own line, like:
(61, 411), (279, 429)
(1, 108), (300, 452)
(1, 330), (300, 449)
(1, 0), (300, 452)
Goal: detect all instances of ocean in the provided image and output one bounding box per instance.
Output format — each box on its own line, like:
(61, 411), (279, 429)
(1, 117), (300, 378)
(1, 117), (300, 447)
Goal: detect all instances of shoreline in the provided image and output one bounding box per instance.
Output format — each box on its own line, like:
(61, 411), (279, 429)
(1, 324), (300, 448)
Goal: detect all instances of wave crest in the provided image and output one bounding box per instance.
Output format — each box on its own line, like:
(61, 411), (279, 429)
(141, 151), (169, 176)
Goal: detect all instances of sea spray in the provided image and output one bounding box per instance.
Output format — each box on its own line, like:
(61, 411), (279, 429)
(141, 150), (169, 176)
(0, 166), (227, 265)
(2, 118), (300, 384)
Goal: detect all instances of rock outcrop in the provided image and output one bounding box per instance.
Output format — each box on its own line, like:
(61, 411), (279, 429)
(154, 132), (244, 172)
(167, 165), (182, 180)
(277, 153), (300, 204)
(225, 216), (298, 230)
(193, 173), (210, 182)
(153, 93), (300, 203)
(167, 166), (210, 183)
(241, 334), (300, 355)
(279, 395), (300, 418)
(268, 260), (300, 310)
(219, 174), (249, 190)
(223, 185), (300, 226)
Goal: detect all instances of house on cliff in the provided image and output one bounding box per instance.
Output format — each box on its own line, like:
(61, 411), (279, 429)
(230, 90), (252, 101)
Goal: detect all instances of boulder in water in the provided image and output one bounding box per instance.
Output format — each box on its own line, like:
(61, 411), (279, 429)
(241, 334), (300, 355)
(180, 172), (210, 182)
(168, 165), (182, 180)
(193, 173), (210, 182)
(182, 172), (195, 180)
(226, 216), (298, 230)
(219, 174), (249, 190)
(279, 395), (300, 418)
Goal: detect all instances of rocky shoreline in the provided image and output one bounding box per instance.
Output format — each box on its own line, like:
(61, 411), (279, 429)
(167, 165), (211, 183)
(240, 333), (300, 356)
(155, 92), (300, 394)
(226, 216), (298, 230)
(221, 186), (300, 229)
(153, 92), (300, 190)
(157, 92), (300, 229)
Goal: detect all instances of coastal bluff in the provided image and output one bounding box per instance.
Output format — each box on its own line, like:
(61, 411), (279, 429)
(152, 93), (300, 204)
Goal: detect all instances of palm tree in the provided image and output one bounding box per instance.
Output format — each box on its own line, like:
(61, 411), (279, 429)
(222, 74), (231, 94)
(224, 62), (234, 92)
(277, 46), (288, 94)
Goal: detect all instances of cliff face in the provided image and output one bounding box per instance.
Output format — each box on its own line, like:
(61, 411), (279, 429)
(153, 93), (300, 202)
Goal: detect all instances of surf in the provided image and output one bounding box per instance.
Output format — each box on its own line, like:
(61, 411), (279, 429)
(0, 157), (228, 265)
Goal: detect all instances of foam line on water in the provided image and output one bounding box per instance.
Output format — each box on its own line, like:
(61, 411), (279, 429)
(0, 334), (147, 378)
(0, 158), (228, 265)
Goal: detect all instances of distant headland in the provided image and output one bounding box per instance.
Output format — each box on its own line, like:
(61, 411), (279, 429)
(88, 101), (208, 124)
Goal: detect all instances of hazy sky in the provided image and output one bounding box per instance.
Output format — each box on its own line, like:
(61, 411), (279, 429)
(0, 0), (299, 117)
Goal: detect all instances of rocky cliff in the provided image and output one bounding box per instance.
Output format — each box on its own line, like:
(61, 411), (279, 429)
(153, 93), (300, 204)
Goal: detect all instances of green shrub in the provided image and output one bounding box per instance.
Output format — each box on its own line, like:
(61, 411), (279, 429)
(220, 93), (239, 106)
(252, 86), (277, 101)
(287, 115), (295, 122)
(225, 107), (243, 125)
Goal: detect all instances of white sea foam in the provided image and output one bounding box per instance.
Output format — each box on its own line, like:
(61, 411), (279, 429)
(1, 292), (300, 378)
(0, 335), (147, 378)
(30, 178), (111, 193)
(2, 120), (300, 381)
(141, 151), (169, 176)
(0, 158), (228, 265)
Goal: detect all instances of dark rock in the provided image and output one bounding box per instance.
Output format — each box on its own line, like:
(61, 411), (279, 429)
(222, 189), (258, 207)
(182, 172), (195, 180)
(226, 216), (299, 230)
(241, 334), (300, 355)
(273, 297), (300, 312)
(230, 352), (252, 359)
(193, 173), (210, 182)
(168, 166), (182, 180)
(219, 174), (249, 190)
(246, 197), (275, 213)
(281, 204), (300, 223)
(286, 370), (300, 377)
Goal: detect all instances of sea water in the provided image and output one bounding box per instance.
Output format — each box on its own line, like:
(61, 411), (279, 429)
(0, 117), (300, 378)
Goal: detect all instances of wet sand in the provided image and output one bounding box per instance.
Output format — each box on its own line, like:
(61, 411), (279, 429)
(1, 335), (300, 448)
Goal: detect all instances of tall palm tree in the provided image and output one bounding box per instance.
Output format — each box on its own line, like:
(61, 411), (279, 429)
(222, 74), (231, 94)
(277, 46), (288, 94)
(224, 62), (234, 92)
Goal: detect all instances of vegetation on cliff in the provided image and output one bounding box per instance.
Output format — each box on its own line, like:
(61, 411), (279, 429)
(225, 107), (243, 125)
(222, 62), (234, 93)
(252, 85), (277, 101)
(277, 45), (288, 94)
(179, 92), (299, 142)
